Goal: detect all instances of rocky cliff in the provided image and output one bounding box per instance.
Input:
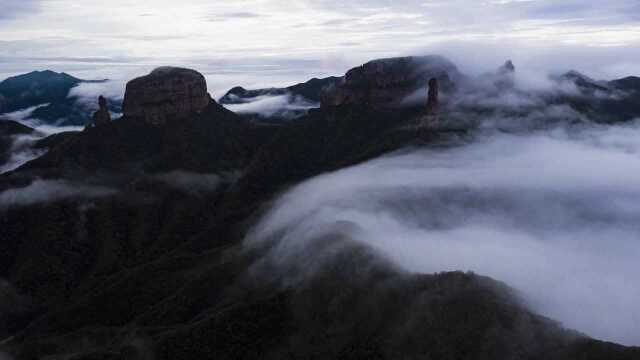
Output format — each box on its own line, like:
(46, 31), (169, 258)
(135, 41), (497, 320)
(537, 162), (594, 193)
(122, 67), (211, 125)
(321, 56), (460, 108)
(86, 96), (111, 129)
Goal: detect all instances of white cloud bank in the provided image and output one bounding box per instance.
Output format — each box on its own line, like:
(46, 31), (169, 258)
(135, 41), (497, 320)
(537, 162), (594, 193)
(0, 133), (46, 174)
(225, 94), (317, 118)
(246, 121), (640, 346)
(68, 79), (126, 109)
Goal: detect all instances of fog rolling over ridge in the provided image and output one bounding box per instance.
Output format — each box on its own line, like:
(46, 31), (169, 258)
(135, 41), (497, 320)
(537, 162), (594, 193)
(246, 121), (640, 346)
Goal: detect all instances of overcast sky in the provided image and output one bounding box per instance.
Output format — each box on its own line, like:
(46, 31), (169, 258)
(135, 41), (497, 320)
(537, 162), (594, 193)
(1, 0), (639, 87)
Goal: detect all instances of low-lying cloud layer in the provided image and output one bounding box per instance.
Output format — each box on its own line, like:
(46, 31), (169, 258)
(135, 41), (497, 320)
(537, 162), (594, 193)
(2, 105), (84, 135)
(68, 79), (126, 110)
(0, 133), (46, 174)
(224, 93), (318, 119)
(246, 121), (640, 346)
(1, 106), (83, 173)
(0, 179), (116, 208)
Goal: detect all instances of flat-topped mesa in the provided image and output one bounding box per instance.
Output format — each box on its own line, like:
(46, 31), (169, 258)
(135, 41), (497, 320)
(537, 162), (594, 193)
(321, 55), (460, 109)
(122, 67), (211, 125)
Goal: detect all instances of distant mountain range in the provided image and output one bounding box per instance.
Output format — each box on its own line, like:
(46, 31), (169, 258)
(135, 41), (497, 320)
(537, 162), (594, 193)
(1, 57), (640, 359)
(220, 76), (341, 105)
(0, 70), (121, 126)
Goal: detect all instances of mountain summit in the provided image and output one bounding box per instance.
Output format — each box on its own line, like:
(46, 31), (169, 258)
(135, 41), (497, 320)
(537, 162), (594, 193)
(0, 70), (82, 114)
(0, 70), (117, 126)
(123, 67), (212, 125)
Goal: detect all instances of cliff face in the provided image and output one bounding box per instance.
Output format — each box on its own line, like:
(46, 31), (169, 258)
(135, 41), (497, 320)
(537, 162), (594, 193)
(321, 56), (460, 108)
(122, 67), (211, 125)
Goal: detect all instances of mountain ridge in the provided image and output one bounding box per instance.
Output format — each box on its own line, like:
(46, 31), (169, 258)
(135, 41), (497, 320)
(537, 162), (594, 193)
(0, 70), (119, 127)
(1, 57), (640, 359)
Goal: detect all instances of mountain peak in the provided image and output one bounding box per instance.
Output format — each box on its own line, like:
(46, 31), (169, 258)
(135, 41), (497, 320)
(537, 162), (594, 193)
(561, 70), (609, 91)
(498, 60), (515, 74)
(1, 69), (81, 85)
(122, 67), (212, 125)
(0, 70), (85, 115)
(610, 76), (640, 91)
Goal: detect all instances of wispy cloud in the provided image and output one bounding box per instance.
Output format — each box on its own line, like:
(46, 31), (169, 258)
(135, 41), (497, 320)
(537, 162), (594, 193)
(0, 179), (116, 208)
(205, 11), (263, 22)
(1, 105), (84, 135)
(1, 106), (83, 173)
(153, 170), (240, 195)
(0, 133), (46, 174)
(0, 0), (638, 82)
(224, 93), (317, 119)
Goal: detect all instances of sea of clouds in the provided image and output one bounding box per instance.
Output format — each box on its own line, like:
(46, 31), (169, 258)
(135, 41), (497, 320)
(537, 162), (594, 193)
(246, 121), (640, 346)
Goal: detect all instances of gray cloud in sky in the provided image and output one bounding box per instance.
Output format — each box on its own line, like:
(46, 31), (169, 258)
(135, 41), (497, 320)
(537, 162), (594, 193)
(206, 11), (264, 22)
(0, 1), (638, 92)
(0, 0), (40, 21)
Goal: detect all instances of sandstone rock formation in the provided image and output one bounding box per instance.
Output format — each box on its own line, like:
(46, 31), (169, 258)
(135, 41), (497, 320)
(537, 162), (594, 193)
(498, 60), (515, 75)
(495, 60), (516, 89)
(321, 56), (460, 108)
(122, 67), (211, 125)
(86, 95), (111, 129)
(426, 78), (439, 114)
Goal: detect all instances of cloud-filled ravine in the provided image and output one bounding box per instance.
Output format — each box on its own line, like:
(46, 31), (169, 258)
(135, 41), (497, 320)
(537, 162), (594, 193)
(246, 121), (640, 346)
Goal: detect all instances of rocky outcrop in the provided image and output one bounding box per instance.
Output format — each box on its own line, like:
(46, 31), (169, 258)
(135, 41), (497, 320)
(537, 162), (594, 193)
(122, 67), (211, 125)
(321, 56), (460, 108)
(498, 60), (515, 75)
(86, 96), (111, 129)
(494, 60), (516, 89)
(0, 95), (6, 113)
(426, 78), (439, 114)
